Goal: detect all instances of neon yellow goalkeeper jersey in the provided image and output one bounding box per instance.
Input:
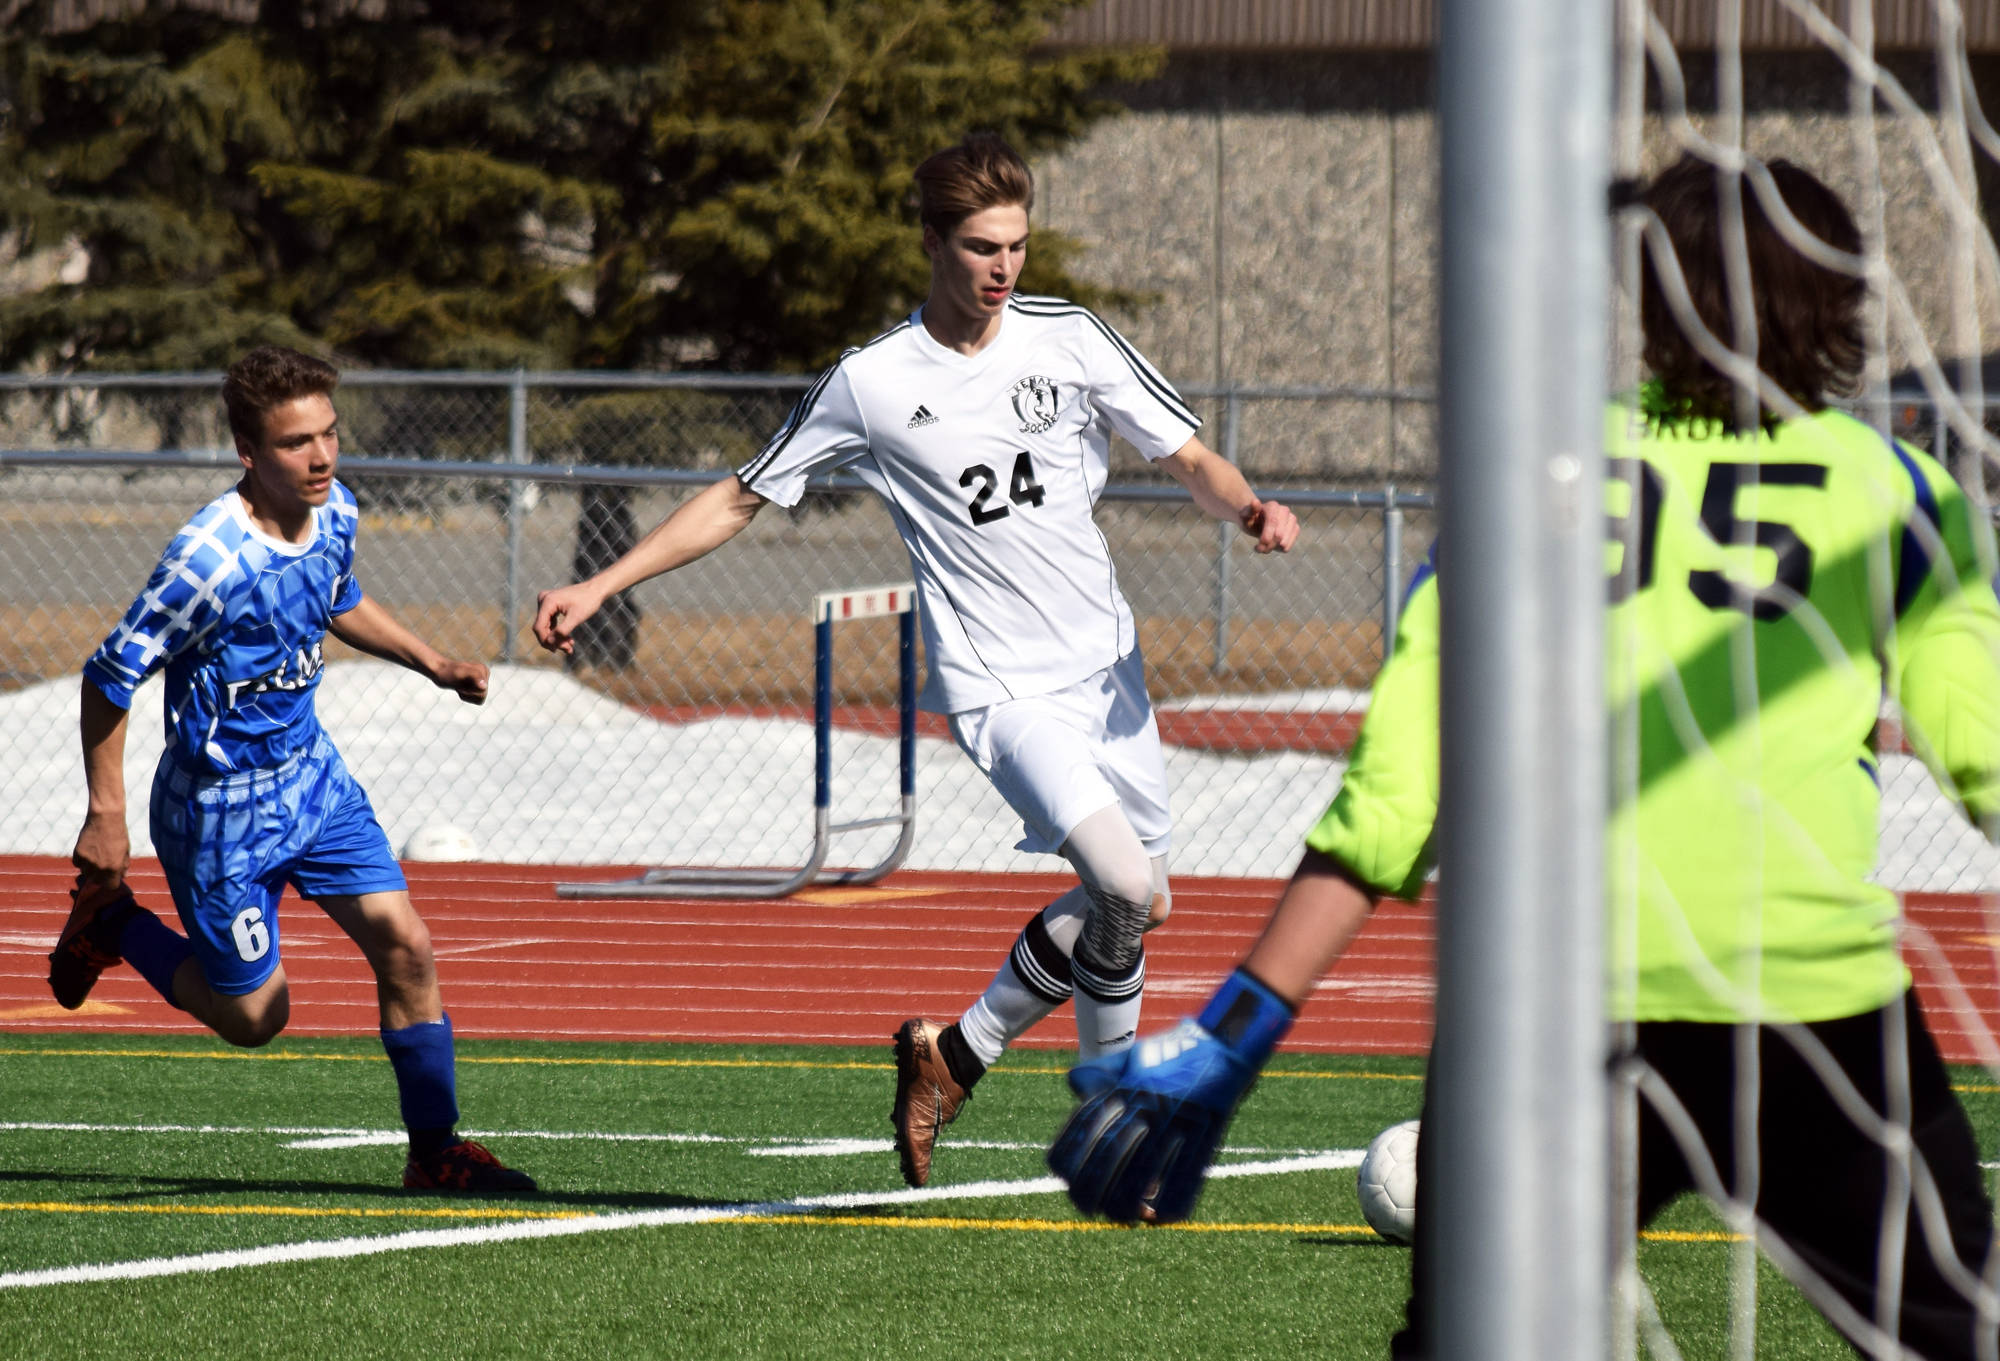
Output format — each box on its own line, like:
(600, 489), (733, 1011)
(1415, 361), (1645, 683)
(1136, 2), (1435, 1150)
(1307, 404), (2000, 1023)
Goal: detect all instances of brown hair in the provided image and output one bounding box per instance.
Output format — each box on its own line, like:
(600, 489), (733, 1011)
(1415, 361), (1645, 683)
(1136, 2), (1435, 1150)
(1637, 153), (1866, 430)
(912, 133), (1034, 236)
(222, 345), (340, 444)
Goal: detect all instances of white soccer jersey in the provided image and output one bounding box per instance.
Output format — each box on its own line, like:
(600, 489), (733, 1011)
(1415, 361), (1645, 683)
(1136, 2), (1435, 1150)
(738, 294), (1201, 713)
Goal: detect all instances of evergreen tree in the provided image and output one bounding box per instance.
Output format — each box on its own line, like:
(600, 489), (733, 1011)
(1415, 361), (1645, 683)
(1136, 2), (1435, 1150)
(0, 0), (1158, 372)
(0, 0), (1157, 667)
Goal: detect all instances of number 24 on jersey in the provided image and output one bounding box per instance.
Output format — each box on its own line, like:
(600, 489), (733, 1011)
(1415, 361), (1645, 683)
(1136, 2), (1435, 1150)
(959, 452), (1048, 527)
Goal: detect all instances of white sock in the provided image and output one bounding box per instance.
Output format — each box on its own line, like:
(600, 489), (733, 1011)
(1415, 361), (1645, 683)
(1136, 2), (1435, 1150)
(1073, 956), (1145, 1060)
(955, 888), (1089, 1067)
(1060, 808), (1159, 1062)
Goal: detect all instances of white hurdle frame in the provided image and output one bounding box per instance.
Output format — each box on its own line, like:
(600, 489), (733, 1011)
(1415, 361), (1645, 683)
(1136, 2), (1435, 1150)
(556, 584), (919, 900)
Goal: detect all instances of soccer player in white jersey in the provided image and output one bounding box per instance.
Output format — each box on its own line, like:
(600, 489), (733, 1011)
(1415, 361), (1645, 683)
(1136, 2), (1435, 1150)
(49, 346), (534, 1193)
(534, 133), (1298, 1187)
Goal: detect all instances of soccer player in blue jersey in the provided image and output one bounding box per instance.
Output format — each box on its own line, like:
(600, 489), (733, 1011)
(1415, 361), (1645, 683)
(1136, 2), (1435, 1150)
(48, 345), (534, 1194)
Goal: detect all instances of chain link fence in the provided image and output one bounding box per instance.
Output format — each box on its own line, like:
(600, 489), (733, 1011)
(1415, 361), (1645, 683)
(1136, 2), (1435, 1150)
(0, 372), (1432, 880)
(2, 372), (1988, 887)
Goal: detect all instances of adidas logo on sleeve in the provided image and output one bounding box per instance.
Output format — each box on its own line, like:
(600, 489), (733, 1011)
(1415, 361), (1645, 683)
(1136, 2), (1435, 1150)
(907, 405), (938, 429)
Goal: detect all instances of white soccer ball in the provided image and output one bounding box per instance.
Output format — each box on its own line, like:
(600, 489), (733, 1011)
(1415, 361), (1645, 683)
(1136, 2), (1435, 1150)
(1357, 1118), (1421, 1244)
(401, 823), (482, 863)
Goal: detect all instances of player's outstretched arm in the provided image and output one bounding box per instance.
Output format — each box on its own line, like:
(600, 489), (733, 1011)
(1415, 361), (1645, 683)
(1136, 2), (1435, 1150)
(533, 474), (767, 656)
(329, 595), (489, 705)
(1048, 850), (1375, 1223)
(73, 680), (133, 885)
(1158, 437), (1300, 554)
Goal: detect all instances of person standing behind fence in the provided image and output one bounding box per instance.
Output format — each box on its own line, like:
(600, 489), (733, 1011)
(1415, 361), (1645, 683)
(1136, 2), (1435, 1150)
(51, 345), (535, 1194)
(534, 132), (1299, 1188)
(1048, 154), (2000, 1359)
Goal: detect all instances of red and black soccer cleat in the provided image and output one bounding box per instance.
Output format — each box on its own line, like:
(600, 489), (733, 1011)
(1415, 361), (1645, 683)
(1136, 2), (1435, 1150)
(46, 876), (141, 1010)
(402, 1139), (538, 1194)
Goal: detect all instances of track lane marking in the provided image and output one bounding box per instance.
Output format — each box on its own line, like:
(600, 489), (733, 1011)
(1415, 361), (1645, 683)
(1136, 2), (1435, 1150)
(0, 1001), (131, 1019)
(431, 939), (572, 959)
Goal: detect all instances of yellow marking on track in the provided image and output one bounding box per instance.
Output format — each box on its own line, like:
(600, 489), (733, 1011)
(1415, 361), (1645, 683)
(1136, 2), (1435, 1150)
(1642, 1229), (1743, 1243)
(0, 1046), (1425, 1083)
(790, 888), (945, 906)
(0, 1200), (592, 1222)
(0, 1001), (130, 1020)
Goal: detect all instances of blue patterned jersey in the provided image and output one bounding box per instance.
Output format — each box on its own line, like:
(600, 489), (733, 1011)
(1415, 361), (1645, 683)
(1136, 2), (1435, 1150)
(84, 483), (364, 774)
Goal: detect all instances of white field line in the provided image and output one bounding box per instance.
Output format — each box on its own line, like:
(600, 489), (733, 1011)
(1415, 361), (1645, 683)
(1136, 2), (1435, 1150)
(0, 1152), (1353, 1291)
(0, 1121), (1326, 1158)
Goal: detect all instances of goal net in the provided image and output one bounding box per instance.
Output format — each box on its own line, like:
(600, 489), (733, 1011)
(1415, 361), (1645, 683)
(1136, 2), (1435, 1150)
(1599, 3), (2000, 1357)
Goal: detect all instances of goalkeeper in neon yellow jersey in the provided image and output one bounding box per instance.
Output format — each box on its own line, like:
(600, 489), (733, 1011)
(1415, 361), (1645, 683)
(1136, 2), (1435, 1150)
(1050, 154), (2000, 1360)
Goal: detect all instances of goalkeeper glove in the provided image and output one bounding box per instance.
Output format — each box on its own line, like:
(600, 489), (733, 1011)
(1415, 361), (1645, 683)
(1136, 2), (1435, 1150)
(1046, 968), (1294, 1223)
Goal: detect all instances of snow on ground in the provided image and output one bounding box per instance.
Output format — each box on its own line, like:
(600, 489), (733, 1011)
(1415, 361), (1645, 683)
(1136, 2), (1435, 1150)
(2, 662), (1992, 889)
(0, 664), (1337, 878)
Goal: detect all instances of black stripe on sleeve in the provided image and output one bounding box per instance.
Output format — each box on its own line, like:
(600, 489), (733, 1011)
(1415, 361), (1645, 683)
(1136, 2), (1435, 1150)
(1006, 296), (1200, 430)
(738, 365), (839, 488)
(738, 319), (913, 488)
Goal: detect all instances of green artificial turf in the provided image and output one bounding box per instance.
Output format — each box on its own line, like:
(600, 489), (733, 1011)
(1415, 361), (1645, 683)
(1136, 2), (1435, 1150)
(0, 1033), (1985, 1359)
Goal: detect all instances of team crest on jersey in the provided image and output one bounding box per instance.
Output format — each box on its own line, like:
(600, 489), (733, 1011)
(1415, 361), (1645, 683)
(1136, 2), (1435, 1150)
(1010, 375), (1061, 434)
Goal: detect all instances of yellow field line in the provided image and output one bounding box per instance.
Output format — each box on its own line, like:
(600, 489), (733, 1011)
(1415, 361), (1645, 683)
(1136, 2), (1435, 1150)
(728, 1214), (1371, 1234)
(0, 1200), (591, 1222)
(13, 1046), (1999, 1097)
(0, 1047), (1418, 1081)
(0, 1200), (1747, 1244)
(734, 1215), (1745, 1242)
(0, 1047), (885, 1072)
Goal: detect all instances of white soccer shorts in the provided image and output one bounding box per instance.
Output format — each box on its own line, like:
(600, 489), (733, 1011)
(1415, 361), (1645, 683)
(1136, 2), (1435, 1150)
(948, 647), (1172, 858)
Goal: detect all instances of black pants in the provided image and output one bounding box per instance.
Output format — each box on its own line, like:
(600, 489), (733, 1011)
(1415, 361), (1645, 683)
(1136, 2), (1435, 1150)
(1390, 993), (1996, 1360)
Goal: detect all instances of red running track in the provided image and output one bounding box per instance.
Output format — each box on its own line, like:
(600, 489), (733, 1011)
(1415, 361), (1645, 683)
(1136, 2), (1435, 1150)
(638, 704), (1367, 755)
(1, 855), (1995, 1064)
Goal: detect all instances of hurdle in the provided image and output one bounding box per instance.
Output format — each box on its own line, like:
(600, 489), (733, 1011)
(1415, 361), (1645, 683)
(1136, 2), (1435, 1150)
(556, 584), (919, 899)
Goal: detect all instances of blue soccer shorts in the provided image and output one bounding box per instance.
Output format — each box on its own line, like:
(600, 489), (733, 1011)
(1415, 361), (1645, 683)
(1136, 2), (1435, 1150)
(150, 731), (408, 996)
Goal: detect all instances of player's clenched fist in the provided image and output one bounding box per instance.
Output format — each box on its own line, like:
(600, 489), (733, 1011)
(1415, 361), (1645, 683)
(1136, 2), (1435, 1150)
(534, 583), (603, 656)
(1048, 969), (1294, 1223)
(71, 808), (131, 885)
(431, 658), (489, 705)
(1240, 499), (1300, 554)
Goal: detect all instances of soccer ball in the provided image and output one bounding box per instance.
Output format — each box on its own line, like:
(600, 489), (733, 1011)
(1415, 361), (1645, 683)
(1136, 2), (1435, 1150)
(401, 823), (482, 863)
(1356, 1118), (1420, 1244)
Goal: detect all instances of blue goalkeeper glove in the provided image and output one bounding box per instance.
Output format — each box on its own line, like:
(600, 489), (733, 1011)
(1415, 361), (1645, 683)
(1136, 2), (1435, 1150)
(1046, 969), (1294, 1224)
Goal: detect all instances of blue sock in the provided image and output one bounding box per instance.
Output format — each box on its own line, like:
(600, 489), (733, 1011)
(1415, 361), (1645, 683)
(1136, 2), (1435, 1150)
(118, 908), (193, 1009)
(381, 1013), (460, 1148)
